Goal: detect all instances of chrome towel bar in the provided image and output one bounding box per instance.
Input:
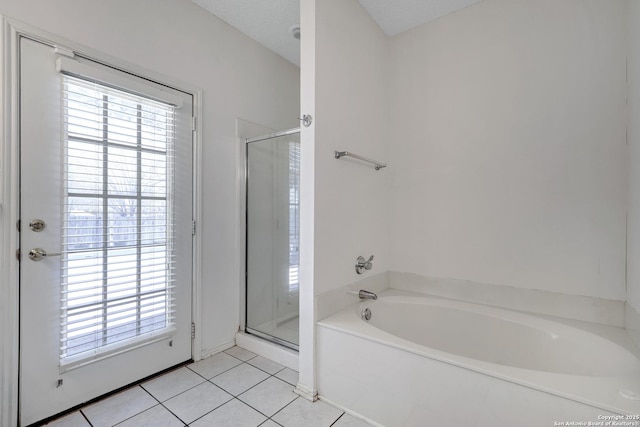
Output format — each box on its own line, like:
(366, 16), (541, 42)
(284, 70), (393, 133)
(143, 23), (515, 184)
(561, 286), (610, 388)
(334, 151), (387, 171)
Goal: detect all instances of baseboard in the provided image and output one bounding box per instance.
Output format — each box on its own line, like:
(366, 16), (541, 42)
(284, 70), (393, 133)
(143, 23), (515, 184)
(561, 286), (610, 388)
(294, 382), (317, 402)
(318, 395), (384, 427)
(199, 340), (235, 360)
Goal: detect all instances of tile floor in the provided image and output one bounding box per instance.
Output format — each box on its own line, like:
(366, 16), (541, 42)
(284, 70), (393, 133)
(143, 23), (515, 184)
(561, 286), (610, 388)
(44, 346), (370, 427)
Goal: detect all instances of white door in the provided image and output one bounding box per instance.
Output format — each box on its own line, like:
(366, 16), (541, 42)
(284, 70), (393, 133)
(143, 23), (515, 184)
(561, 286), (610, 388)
(19, 37), (194, 425)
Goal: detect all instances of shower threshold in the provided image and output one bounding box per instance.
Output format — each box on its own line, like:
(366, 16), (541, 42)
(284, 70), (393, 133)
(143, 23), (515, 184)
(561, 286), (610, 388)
(245, 325), (299, 352)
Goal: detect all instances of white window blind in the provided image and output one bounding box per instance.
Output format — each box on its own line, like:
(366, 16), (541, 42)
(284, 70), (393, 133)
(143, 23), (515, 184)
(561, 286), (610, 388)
(288, 140), (300, 293)
(60, 75), (177, 367)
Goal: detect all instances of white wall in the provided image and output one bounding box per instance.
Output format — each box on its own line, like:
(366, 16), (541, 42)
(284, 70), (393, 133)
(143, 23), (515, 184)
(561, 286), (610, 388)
(297, 0), (390, 397)
(628, 0), (640, 313)
(0, 0), (300, 355)
(313, 0), (390, 296)
(388, 0), (628, 300)
(298, 0), (317, 398)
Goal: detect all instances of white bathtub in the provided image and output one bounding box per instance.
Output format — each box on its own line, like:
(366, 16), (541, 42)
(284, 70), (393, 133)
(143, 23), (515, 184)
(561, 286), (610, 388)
(317, 290), (640, 427)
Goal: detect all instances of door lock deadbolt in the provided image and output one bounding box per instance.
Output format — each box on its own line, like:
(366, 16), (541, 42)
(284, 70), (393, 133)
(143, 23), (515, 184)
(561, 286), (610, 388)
(29, 219), (46, 232)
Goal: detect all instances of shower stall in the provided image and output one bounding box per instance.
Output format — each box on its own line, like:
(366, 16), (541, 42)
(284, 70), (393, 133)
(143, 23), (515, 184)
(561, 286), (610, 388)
(245, 128), (300, 350)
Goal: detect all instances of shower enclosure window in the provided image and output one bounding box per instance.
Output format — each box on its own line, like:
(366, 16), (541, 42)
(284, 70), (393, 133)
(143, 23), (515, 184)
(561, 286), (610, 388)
(245, 129), (300, 349)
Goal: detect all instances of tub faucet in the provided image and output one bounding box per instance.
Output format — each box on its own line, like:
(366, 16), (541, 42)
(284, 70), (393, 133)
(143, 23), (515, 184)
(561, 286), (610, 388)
(355, 255), (374, 274)
(358, 290), (378, 300)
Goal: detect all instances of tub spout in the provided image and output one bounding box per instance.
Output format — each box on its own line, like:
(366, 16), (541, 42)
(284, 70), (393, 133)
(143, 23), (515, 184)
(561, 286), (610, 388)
(358, 290), (378, 300)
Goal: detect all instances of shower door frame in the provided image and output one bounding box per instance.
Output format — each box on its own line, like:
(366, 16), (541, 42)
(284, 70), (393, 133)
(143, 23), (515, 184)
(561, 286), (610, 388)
(244, 127), (300, 351)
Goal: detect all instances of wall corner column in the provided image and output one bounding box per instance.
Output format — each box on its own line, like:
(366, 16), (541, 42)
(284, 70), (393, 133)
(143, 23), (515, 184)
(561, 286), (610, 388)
(296, 0), (318, 401)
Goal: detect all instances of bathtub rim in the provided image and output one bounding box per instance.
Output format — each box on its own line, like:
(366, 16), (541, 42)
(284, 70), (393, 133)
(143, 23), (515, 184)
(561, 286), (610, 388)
(317, 289), (640, 415)
(358, 292), (640, 371)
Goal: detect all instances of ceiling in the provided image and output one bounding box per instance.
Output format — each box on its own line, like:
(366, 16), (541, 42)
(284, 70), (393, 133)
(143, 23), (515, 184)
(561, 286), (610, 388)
(192, 0), (483, 67)
(358, 0), (483, 36)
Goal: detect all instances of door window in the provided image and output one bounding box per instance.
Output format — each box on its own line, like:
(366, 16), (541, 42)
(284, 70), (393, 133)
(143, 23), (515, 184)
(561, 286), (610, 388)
(61, 76), (177, 368)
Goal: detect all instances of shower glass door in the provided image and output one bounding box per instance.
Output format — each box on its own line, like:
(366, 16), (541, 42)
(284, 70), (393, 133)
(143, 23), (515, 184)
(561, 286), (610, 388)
(246, 129), (300, 349)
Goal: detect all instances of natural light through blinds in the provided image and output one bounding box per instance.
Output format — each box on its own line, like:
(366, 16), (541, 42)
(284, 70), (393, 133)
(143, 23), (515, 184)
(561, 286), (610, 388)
(60, 75), (177, 367)
(288, 140), (300, 293)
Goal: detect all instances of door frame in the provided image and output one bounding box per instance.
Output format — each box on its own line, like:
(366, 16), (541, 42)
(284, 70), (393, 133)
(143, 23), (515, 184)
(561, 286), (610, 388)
(0, 17), (204, 426)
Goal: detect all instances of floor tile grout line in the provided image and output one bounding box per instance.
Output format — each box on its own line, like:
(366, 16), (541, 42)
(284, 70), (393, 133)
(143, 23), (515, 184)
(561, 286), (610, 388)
(139, 363), (254, 414)
(158, 402), (188, 426)
(268, 395), (301, 421)
(183, 395), (290, 427)
(234, 374), (299, 416)
(204, 378), (237, 398)
(236, 398), (274, 423)
(185, 358), (245, 381)
(79, 409), (94, 427)
(236, 384), (296, 421)
(260, 416), (285, 427)
(246, 359), (287, 376)
(80, 364), (207, 425)
(272, 371), (297, 387)
(206, 368), (271, 398)
(272, 367), (299, 378)
(197, 358), (291, 398)
(192, 347), (295, 379)
(329, 412), (347, 427)
(140, 372), (208, 403)
(187, 367), (237, 383)
(223, 349), (258, 363)
(47, 348), (300, 427)
(67, 383), (167, 427)
(197, 365), (299, 422)
(138, 384), (189, 426)
(187, 396), (270, 426)
(108, 386), (165, 426)
(180, 367), (296, 423)
(60, 387), (299, 427)
(182, 394), (235, 426)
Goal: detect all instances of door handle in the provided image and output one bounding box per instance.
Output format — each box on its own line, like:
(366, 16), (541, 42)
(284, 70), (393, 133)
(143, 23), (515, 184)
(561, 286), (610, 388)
(28, 248), (62, 262)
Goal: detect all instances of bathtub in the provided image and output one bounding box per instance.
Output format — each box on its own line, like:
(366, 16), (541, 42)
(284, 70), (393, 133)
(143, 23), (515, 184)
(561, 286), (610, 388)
(317, 290), (640, 427)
